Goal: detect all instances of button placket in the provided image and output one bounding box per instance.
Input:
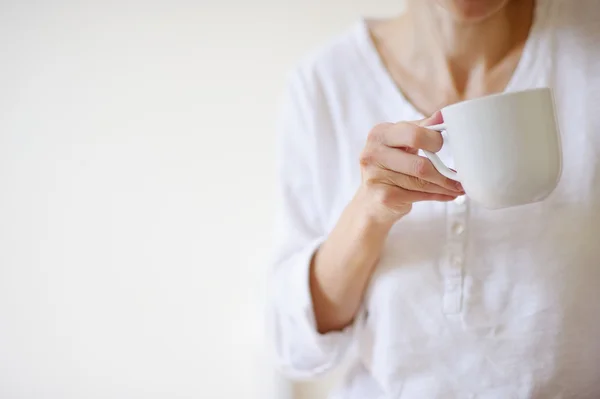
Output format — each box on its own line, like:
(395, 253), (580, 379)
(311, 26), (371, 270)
(442, 196), (468, 314)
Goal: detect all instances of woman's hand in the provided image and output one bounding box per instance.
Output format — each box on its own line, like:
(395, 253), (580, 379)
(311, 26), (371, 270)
(309, 112), (465, 334)
(356, 112), (464, 225)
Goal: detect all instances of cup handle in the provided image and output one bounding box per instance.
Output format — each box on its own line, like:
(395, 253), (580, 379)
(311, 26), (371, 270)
(422, 123), (460, 182)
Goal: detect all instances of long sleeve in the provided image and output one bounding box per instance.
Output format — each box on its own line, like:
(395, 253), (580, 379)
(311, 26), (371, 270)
(266, 68), (359, 380)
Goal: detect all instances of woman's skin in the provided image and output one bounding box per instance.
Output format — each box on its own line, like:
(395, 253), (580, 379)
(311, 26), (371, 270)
(310, 0), (536, 334)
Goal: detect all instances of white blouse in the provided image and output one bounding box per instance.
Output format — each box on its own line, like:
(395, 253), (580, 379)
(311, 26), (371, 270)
(268, 1), (600, 397)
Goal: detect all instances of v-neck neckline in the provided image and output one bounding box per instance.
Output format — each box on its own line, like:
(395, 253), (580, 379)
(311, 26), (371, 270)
(354, 0), (553, 121)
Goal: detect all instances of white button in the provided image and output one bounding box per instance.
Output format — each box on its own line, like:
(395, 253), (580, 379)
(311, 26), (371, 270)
(451, 222), (465, 235)
(451, 255), (463, 268)
(444, 280), (460, 291)
(454, 195), (466, 205)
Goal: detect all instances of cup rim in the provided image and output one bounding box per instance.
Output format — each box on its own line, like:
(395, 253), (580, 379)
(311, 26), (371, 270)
(443, 87), (552, 113)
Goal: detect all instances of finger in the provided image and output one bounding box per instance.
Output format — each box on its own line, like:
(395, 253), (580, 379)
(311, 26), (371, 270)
(415, 110), (443, 128)
(373, 147), (464, 192)
(370, 168), (462, 196)
(373, 111), (443, 151)
(379, 122), (444, 152)
(378, 185), (458, 204)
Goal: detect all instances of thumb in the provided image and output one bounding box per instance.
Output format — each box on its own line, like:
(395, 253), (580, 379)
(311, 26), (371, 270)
(415, 110), (443, 127)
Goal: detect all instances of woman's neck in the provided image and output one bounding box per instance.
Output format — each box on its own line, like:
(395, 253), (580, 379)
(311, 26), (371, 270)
(405, 0), (535, 87)
(371, 0), (535, 111)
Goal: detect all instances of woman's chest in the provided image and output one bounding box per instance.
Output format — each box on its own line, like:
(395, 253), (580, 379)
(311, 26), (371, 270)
(322, 71), (600, 318)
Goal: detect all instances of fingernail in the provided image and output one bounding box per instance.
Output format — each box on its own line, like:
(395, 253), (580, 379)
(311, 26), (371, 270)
(454, 181), (464, 192)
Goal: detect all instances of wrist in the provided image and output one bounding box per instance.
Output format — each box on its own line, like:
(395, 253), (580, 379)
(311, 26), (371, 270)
(350, 187), (397, 234)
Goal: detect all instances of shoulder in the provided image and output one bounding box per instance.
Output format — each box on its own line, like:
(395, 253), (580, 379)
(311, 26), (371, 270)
(276, 23), (374, 169)
(283, 21), (373, 106)
(551, 0), (600, 45)
(554, 0), (600, 23)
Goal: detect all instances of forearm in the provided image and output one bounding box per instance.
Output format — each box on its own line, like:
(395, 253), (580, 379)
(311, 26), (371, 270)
(310, 190), (394, 334)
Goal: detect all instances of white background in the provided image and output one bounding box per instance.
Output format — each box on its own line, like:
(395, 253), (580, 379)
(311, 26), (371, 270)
(0, 1), (402, 398)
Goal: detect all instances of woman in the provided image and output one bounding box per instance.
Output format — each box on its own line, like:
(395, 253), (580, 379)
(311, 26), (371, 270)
(268, 0), (600, 397)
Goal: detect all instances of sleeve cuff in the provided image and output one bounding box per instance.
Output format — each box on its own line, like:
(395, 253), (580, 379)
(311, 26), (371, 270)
(274, 238), (366, 376)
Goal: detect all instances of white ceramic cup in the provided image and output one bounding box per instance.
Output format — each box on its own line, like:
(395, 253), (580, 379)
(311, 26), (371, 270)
(423, 88), (562, 209)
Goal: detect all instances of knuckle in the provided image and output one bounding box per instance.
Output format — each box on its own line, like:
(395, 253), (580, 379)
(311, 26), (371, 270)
(360, 145), (385, 168)
(367, 123), (391, 143)
(359, 150), (374, 167)
(412, 157), (430, 178)
(410, 175), (428, 190)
